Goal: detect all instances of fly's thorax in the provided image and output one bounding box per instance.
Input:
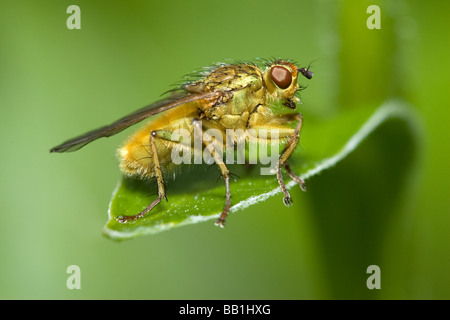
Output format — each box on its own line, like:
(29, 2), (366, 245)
(202, 64), (263, 92)
(202, 85), (265, 130)
(186, 63), (270, 130)
(217, 111), (251, 129)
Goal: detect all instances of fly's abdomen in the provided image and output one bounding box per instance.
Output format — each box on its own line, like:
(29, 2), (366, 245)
(118, 107), (196, 179)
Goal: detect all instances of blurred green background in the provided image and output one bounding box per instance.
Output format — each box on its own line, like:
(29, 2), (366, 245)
(0, 0), (449, 299)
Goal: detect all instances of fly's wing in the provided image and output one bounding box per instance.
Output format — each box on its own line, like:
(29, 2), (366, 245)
(50, 91), (221, 153)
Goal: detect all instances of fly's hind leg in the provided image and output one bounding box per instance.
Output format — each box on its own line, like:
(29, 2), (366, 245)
(192, 119), (231, 228)
(116, 131), (167, 223)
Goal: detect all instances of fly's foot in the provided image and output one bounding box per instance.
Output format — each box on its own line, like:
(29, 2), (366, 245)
(116, 196), (163, 224)
(215, 217), (226, 228)
(116, 213), (145, 224)
(116, 216), (129, 223)
(299, 180), (307, 192)
(283, 195), (293, 207)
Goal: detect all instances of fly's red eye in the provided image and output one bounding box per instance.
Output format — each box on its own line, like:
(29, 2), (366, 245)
(270, 66), (292, 89)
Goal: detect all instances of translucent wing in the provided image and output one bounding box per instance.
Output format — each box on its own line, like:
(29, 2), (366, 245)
(50, 91), (221, 153)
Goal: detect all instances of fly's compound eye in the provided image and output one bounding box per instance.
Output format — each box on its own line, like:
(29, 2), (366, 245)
(270, 66), (292, 89)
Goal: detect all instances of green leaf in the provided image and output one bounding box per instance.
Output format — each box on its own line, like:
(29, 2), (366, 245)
(102, 99), (420, 240)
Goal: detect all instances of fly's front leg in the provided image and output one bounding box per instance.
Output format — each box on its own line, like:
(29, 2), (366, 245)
(251, 113), (304, 207)
(283, 162), (306, 191)
(116, 130), (167, 223)
(192, 119), (231, 228)
(277, 113), (304, 206)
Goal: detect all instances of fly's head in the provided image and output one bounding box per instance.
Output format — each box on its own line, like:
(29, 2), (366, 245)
(263, 60), (313, 110)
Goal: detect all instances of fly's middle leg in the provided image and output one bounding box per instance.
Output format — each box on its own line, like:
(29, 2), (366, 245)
(192, 119), (231, 228)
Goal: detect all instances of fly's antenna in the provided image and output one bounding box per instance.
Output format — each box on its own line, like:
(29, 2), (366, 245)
(298, 59), (317, 80)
